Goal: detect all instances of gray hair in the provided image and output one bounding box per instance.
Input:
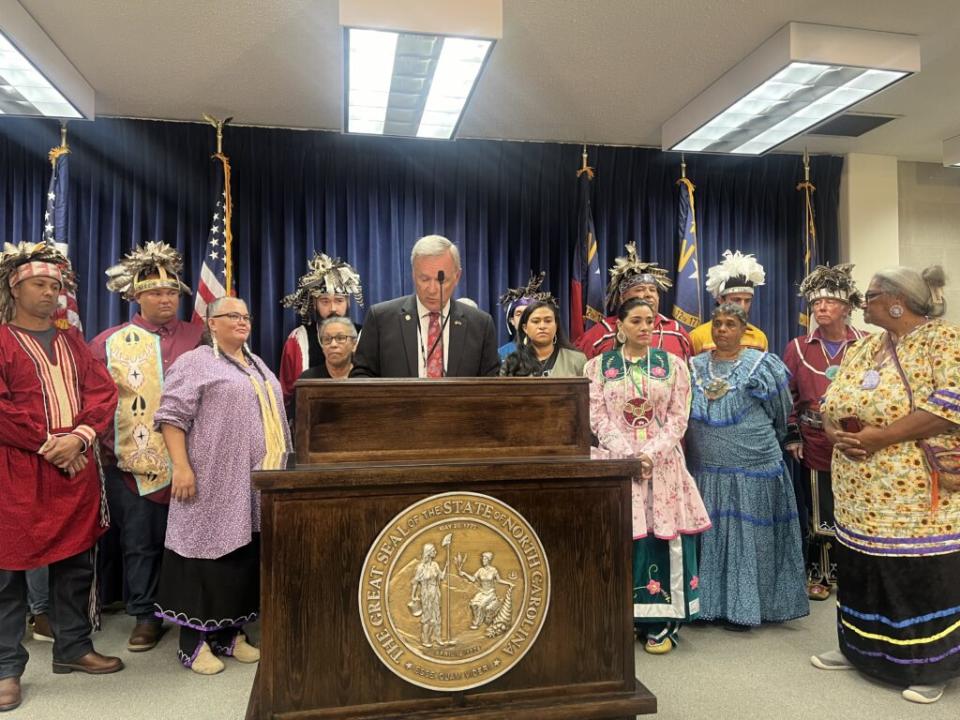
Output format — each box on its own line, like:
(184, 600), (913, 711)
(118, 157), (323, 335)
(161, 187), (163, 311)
(711, 302), (748, 326)
(411, 234), (461, 272)
(202, 296), (249, 347)
(205, 295), (246, 320)
(873, 265), (947, 318)
(320, 315), (357, 337)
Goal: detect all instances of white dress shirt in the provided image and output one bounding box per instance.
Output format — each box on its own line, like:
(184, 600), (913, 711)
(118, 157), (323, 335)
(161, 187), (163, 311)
(415, 297), (451, 378)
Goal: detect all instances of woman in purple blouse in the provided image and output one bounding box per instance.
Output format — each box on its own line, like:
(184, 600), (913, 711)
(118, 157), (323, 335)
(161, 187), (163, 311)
(153, 297), (291, 675)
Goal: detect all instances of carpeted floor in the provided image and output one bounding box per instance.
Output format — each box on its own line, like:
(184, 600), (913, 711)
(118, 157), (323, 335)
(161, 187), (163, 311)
(9, 598), (959, 719)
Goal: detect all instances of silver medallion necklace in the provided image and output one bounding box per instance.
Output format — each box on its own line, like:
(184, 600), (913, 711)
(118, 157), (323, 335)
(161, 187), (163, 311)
(704, 351), (742, 400)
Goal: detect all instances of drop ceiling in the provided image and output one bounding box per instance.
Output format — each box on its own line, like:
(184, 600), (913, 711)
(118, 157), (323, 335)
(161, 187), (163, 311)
(14, 0), (960, 161)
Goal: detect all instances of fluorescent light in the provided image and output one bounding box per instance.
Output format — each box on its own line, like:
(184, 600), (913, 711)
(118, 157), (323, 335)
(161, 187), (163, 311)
(339, 0), (500, 139)
(663, 23), (920, 155)
(344, 29), (493, 139)
(0, 22), (87, 118)
(346, 28), (398, 135)
(943, 135), (960, 168)
(416, 38), (491, 138)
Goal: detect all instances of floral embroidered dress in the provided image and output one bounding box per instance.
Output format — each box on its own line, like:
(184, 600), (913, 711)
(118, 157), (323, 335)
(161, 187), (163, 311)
(686, 349), (808, 626)
(586, 348), (710, 645)
(821, 319), (960, 686)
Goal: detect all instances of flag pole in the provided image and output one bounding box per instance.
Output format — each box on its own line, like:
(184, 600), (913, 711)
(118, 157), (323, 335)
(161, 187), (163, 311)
(49, 122), (70, 165)
(577, 144), (594, 179)
(797, 149), (817, 330)
(203, 114), (234, 295)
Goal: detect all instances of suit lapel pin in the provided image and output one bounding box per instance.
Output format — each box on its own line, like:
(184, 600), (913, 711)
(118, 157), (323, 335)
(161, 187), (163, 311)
(454, 320), (463, 326)
(404, 314), (411, 321)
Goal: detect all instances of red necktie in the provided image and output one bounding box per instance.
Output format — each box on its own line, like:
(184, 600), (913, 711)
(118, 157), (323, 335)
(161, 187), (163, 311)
(426, 311), (443, 378)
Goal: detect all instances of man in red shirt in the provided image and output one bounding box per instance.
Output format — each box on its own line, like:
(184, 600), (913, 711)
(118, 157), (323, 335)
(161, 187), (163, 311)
(783, 264), (866, 602)
(575, 243), (692, 362)
(89, 242), (203, 652)
(0, 243), (122, 712)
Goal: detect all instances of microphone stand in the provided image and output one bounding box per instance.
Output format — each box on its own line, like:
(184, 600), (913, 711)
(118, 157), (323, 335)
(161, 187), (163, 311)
(425, 270), (453, 377)
(437, 270), (445, 377)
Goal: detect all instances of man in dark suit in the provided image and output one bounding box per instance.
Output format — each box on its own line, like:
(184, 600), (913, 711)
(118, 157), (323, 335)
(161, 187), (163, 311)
(352, 235), (499, 378)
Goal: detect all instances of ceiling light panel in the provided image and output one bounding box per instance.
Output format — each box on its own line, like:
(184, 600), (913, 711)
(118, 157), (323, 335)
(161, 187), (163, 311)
(344, 28), (492, 139)
(0, 32), (80, 118)
(662, 23), (920, 156)
(0, 0), (93, 119)
(340, 0), (501, 140)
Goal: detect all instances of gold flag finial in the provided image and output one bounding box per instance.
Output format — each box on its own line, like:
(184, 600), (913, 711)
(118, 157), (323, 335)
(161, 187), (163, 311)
(202, 113), (233, 154)
(681, 153), (687, 179)
(803, 148), (811, 183)
(577, 144), (595, 179)
(48, 121), (70, 164)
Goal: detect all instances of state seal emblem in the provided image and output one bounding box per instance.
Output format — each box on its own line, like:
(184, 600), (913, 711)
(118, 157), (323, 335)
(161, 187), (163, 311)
(359, 492), (551, 691)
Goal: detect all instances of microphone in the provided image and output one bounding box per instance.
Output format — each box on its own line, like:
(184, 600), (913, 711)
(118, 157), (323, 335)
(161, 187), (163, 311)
(437, 270), (446, 377)
(425, 270), (453, 376)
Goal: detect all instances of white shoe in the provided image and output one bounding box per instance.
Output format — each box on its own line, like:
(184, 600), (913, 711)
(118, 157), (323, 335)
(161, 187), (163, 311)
(810, 649), (854, 670)
(902, 685), (944, 704)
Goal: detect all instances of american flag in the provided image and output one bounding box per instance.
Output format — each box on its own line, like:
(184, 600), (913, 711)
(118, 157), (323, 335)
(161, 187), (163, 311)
(193, 153), (232, 323)
(44, 145), (82, 331)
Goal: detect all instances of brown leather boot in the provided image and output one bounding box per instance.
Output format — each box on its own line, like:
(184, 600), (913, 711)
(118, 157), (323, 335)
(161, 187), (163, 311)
(0, 676), (21, 712)
(127, 621), (164, 652)
(52, 650), (124, 675)
(29, 613), (54, 643)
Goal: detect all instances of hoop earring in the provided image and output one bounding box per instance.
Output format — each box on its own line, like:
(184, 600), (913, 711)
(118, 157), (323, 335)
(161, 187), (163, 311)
(243, 342), (251, 355)
(522, 336), (529, 346)
(616, 330), (626, 344)
(552, 335), (558, 346)
(889, 305), (904, 319)
(211, 335), (220, 358)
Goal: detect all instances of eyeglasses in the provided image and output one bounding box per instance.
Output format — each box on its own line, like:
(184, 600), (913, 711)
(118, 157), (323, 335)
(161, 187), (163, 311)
(863, 291), (885, 303)
(320, 334), (356, 346)
(212, 312), (253, 323)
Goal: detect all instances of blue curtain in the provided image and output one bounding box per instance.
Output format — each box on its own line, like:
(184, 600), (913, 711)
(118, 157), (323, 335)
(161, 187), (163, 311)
(0, 117), (842, 369)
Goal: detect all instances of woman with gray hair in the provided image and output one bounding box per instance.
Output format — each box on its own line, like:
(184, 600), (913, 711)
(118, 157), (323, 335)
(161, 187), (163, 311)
(300, 316), (358, 380)
(813, 266), (960, 705)
(686, 303), (808, 631)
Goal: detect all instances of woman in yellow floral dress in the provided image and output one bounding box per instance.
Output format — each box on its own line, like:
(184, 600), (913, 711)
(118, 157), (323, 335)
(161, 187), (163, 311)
(814, 266), (960, 705)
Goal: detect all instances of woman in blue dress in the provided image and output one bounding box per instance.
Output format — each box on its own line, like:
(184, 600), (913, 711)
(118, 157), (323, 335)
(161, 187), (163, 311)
(686, 303), (808, 630)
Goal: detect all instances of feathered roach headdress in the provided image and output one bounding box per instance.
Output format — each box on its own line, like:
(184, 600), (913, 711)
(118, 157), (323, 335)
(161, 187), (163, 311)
(498, 271), (556, 320)
(104, 241), (191, 301)
(281, 252), (364, 318)
(798, 263), (863, 308)
(606, 243), (672, 312)
(0, 242), (75, 323)
(705, 250), (765, 300)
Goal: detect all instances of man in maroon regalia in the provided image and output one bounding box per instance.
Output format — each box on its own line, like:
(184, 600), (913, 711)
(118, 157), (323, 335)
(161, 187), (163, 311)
(0, 243), (122, 713)
(575, 243), (692, 362)
(783, 263), (866, 602)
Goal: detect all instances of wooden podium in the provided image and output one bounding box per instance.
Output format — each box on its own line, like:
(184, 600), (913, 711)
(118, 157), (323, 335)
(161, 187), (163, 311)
(247, 378), (656, 719)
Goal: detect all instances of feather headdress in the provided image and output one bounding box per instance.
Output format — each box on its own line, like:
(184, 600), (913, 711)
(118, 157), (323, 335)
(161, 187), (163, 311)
(606, 243), (672, 312)
(104, 241), (191, 301)
(705, 250), (765, 300)
(498, 271), (556, 314)
(798, 263), (863, 307)
(0, 241), (76, 323)
(281, 252), (364, 318)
